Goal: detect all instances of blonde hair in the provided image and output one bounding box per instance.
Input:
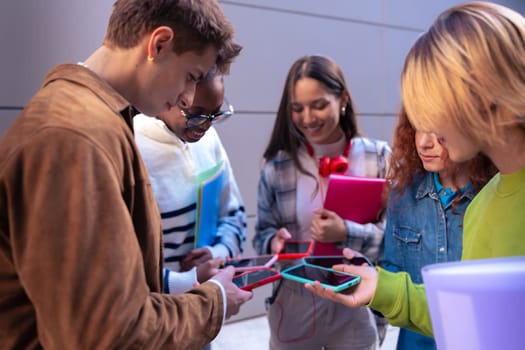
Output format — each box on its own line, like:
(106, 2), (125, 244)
(401, 1), (525, 146)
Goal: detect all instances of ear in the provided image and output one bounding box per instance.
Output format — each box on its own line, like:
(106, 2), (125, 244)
(340, 92), (350, 108)
(146, 26), (174, 61)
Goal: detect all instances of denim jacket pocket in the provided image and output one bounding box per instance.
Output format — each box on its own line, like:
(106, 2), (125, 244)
(391, 226), (423, 278)
(392, 226), (422, 244)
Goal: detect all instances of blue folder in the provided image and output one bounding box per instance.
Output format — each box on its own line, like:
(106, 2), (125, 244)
(194, 161), (225, 248)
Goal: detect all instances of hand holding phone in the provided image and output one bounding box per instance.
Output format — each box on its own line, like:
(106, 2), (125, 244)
(281, 263), (360, 292)
(211, 266), (253, 319)
(270, 228), (292, 254)
(196, 257), (224, 283)
(303, 256), (379, 309)
(232, 267), (281, 291)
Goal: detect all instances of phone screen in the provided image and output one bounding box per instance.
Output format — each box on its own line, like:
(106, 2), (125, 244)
(224, 256), (274, 269)
(283, 241), (312, 254)
(286, 264), (359, 286)
(305, 255), (372, 268)
(232, 269), (279, 289)
(305, 256), (346, 268)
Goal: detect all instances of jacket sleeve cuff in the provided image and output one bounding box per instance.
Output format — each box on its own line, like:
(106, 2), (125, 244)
(368, 267), (405, 318)
(209, 243), (230, 259)
(208, 279), (227, 322)
(164, 267), (197, 295)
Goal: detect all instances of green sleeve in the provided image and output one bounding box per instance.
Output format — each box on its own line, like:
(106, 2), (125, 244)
(368, 267), (434, 337)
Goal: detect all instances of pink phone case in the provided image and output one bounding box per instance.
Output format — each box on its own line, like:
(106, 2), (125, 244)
(224, 254), (278, 272)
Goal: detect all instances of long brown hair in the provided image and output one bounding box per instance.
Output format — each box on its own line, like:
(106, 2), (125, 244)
(263, 55), (361, 177)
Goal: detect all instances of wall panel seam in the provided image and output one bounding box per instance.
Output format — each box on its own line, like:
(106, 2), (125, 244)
(219, 0), (423, 32)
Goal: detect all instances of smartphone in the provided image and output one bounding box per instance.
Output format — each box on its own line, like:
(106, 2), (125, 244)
(303, 255), (374, 268)
(278, 239), (314, 259)
(223, 255), (278, 272)
(232, 267), (281, 291)
(281, 263), (360, 292)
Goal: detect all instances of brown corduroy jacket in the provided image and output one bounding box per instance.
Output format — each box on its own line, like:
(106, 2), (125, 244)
(0, 64), (223, 349)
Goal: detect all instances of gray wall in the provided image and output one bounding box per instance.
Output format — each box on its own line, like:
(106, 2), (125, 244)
(1, 0), (524, 321)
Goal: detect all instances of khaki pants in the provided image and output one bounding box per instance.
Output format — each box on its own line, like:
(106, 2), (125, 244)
(267, 280), (379, 350)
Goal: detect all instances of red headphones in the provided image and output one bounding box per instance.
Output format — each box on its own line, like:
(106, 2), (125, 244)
(305, 139), (352, 178)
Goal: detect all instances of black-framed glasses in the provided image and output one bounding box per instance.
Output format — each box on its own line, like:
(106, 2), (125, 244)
(182, 98), (234, 128)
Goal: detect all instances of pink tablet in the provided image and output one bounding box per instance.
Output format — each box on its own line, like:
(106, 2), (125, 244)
(323, 174), (386, 224)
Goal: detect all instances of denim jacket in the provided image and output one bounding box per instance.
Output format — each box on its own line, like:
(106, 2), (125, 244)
(382, 171), (476, 350)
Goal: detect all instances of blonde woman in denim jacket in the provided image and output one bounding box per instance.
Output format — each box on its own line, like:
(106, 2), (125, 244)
(305, 2), (525, 342)
(254, 55), (391, 350)
(382, 109), (496, 350)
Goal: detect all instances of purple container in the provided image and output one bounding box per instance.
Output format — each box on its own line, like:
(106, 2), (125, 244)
(422, 256), (525, 350)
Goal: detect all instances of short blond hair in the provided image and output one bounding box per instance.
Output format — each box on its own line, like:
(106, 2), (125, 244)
(401, 1), (525, 146)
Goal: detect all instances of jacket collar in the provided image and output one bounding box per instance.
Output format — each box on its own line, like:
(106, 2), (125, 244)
(415, 171), (476, 201)
(43, 64), (137, 129)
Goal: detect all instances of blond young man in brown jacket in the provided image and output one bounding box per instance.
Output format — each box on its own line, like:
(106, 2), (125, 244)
(0, 1), (252, 348)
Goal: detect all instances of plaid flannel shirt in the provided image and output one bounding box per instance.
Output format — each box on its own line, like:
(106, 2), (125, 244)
(254, 137), (391, 263)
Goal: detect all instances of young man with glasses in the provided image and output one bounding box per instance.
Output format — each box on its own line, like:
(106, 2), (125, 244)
(135, 74), (247, 298)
